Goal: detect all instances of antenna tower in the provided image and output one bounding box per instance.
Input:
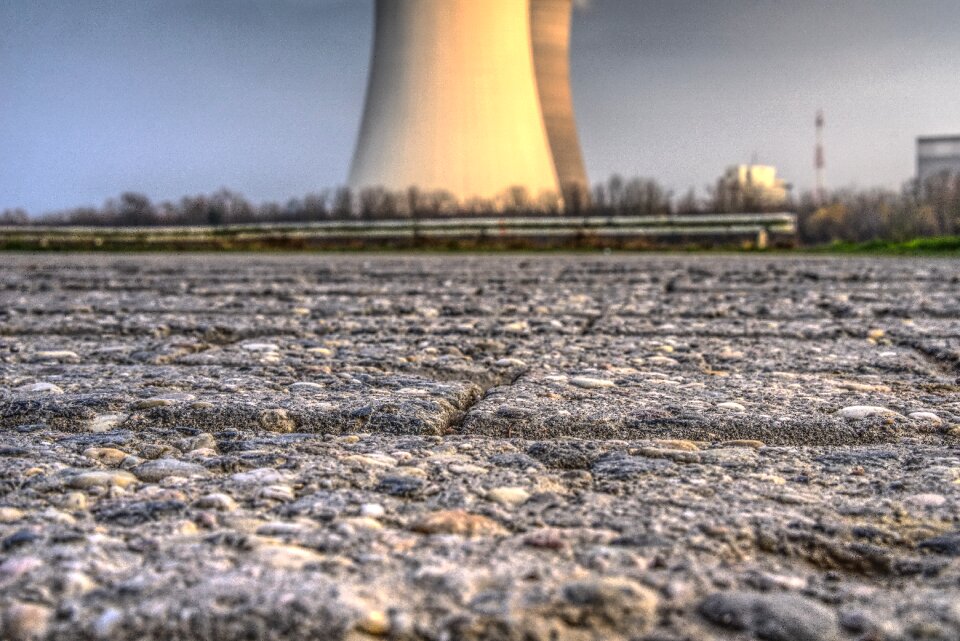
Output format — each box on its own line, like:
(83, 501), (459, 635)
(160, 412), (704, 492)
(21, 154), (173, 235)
(815, 109), (825, 205)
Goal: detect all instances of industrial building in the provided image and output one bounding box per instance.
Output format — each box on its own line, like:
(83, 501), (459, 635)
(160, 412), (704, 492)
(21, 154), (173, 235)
(918, 135), (960, 185)
(349, 0), (589, 207)
(715, 165), (790, 210)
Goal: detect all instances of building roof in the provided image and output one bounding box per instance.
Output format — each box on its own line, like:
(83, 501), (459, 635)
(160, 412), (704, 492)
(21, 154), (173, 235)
(918, 135), (960, 143)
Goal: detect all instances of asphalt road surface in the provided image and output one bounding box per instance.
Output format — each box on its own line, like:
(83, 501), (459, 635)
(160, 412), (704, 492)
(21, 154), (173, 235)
(1, 253), (959, 640)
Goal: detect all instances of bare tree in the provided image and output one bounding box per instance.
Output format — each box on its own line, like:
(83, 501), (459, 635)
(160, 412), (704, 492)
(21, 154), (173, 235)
(0, 208), (29, 225)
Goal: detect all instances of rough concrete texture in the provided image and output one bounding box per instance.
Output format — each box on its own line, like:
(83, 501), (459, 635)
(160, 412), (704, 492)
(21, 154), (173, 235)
(1, 253), (959, 641)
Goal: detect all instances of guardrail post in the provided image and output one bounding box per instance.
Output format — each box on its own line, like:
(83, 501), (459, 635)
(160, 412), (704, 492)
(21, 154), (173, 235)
(756, 228), (769, 250)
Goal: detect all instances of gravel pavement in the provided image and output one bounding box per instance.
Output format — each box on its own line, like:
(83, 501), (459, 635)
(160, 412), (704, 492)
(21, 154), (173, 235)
(1, 253), (959, 640)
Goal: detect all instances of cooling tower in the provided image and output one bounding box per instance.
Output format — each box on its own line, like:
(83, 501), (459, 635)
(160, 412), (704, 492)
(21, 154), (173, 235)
(349, 0), (588, 207)
(530, 0), (590, 202)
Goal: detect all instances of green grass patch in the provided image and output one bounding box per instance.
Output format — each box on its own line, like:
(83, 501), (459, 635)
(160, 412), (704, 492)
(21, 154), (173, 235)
(816, 236), (960, 255)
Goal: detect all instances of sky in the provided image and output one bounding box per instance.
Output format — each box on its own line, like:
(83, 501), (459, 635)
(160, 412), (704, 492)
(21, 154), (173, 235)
(2, 0), (959, 214)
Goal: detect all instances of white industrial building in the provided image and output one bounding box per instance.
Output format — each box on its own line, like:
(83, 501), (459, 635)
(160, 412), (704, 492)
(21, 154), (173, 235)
(918, 135), (960, 185)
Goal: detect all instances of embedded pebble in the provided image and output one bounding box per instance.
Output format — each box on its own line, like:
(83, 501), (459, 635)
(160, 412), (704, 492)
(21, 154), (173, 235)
(289, 382), (325, 394)
(231, 468), (290, 485)
(0, 557), (43, 581)
(31, 350), (80, 362)
(377, 475), (424, 498)
(486, 486), (530, 507)
(195, 493), (238, 511)
(356, 610), (390, 636)
(839, 405), (902, 420)
(83, 447), (130, 466)
(87, 413), (129, 433)
(905, 493), (947, 508)
(259, 484), (295, 502)
(62, 492), (88, 510)
(342, 453), (397, 469)
(259, 408), (295, 433)
(132, 459), (208, 482)
(254, 544), (324, 570)
(60, 571), (97, 597)
(0, 508), (25, 523)
(718, 402), (746, 412)
(3, 602), (52, 641)
(558, 577), (659, 635)
(15, 382), (63, 394)
(65, 470), (138, 489)
(241, 342), (280, 352)
(570, 376), (616, 389)
(360, 503), (386, 518)
(411, 510), (506, 536)
(93, 608), (124, 639)
(698, 591), (839, 641)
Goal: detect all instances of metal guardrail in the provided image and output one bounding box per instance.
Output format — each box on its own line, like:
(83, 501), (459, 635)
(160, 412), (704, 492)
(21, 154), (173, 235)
(0, 212), (797, 234)
(0, 213), (797, 249)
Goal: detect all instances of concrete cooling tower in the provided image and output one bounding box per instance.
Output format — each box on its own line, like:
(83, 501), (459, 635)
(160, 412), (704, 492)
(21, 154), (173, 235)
(349, 0), (589, 207)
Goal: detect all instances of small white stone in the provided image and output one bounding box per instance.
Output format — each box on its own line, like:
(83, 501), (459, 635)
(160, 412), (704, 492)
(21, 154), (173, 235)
(356, 609), (391, 636)
(342, 453), (398, 469)
(341, 516), (384, 531)
(195, 493), (238, 511)
(502, 321), (529, 333)
(241, 342), (280, 352)
(718, 402), (746, 412)
(93, 608), (123, 640)
(288, 382), (325, 394)
(494, 358), (527, 368)
(254, 544), (324, 570)
(31, 350), (80, 362)
(839, 406), (903, 420)
(360, 503), (386, 518)
(259, 484), (295, 502)
(906, 493), (947, 508)
(65, 470), (138, 489)
(16, 382), (64, 394)
(448, 463), (488, 475)
(0, 507), (25, 523)
(909, 411), (943, 424)
(60, 571), (97, 597)
(256, 521), (307, 537)
(486, 487), (530, 507)
(87, 413), (128, 433)
(396, 387), (429, 396)
(570, 376), (615, 389)
(132, 459), (207, 482)
(231, 468), (290, 485)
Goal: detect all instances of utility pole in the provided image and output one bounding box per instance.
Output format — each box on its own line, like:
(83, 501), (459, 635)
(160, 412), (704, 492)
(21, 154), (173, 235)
(815, 110), (825, 205)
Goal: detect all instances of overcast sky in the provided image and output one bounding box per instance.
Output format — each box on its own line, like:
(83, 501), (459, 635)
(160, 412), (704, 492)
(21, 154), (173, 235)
(2, 0), (959, 213)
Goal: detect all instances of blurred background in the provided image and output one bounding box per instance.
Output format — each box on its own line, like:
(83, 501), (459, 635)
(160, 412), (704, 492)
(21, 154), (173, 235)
(2, 0), (959, 246)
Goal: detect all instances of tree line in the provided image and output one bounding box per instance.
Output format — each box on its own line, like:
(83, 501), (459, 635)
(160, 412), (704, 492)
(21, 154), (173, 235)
(3, 171), (959, 246)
